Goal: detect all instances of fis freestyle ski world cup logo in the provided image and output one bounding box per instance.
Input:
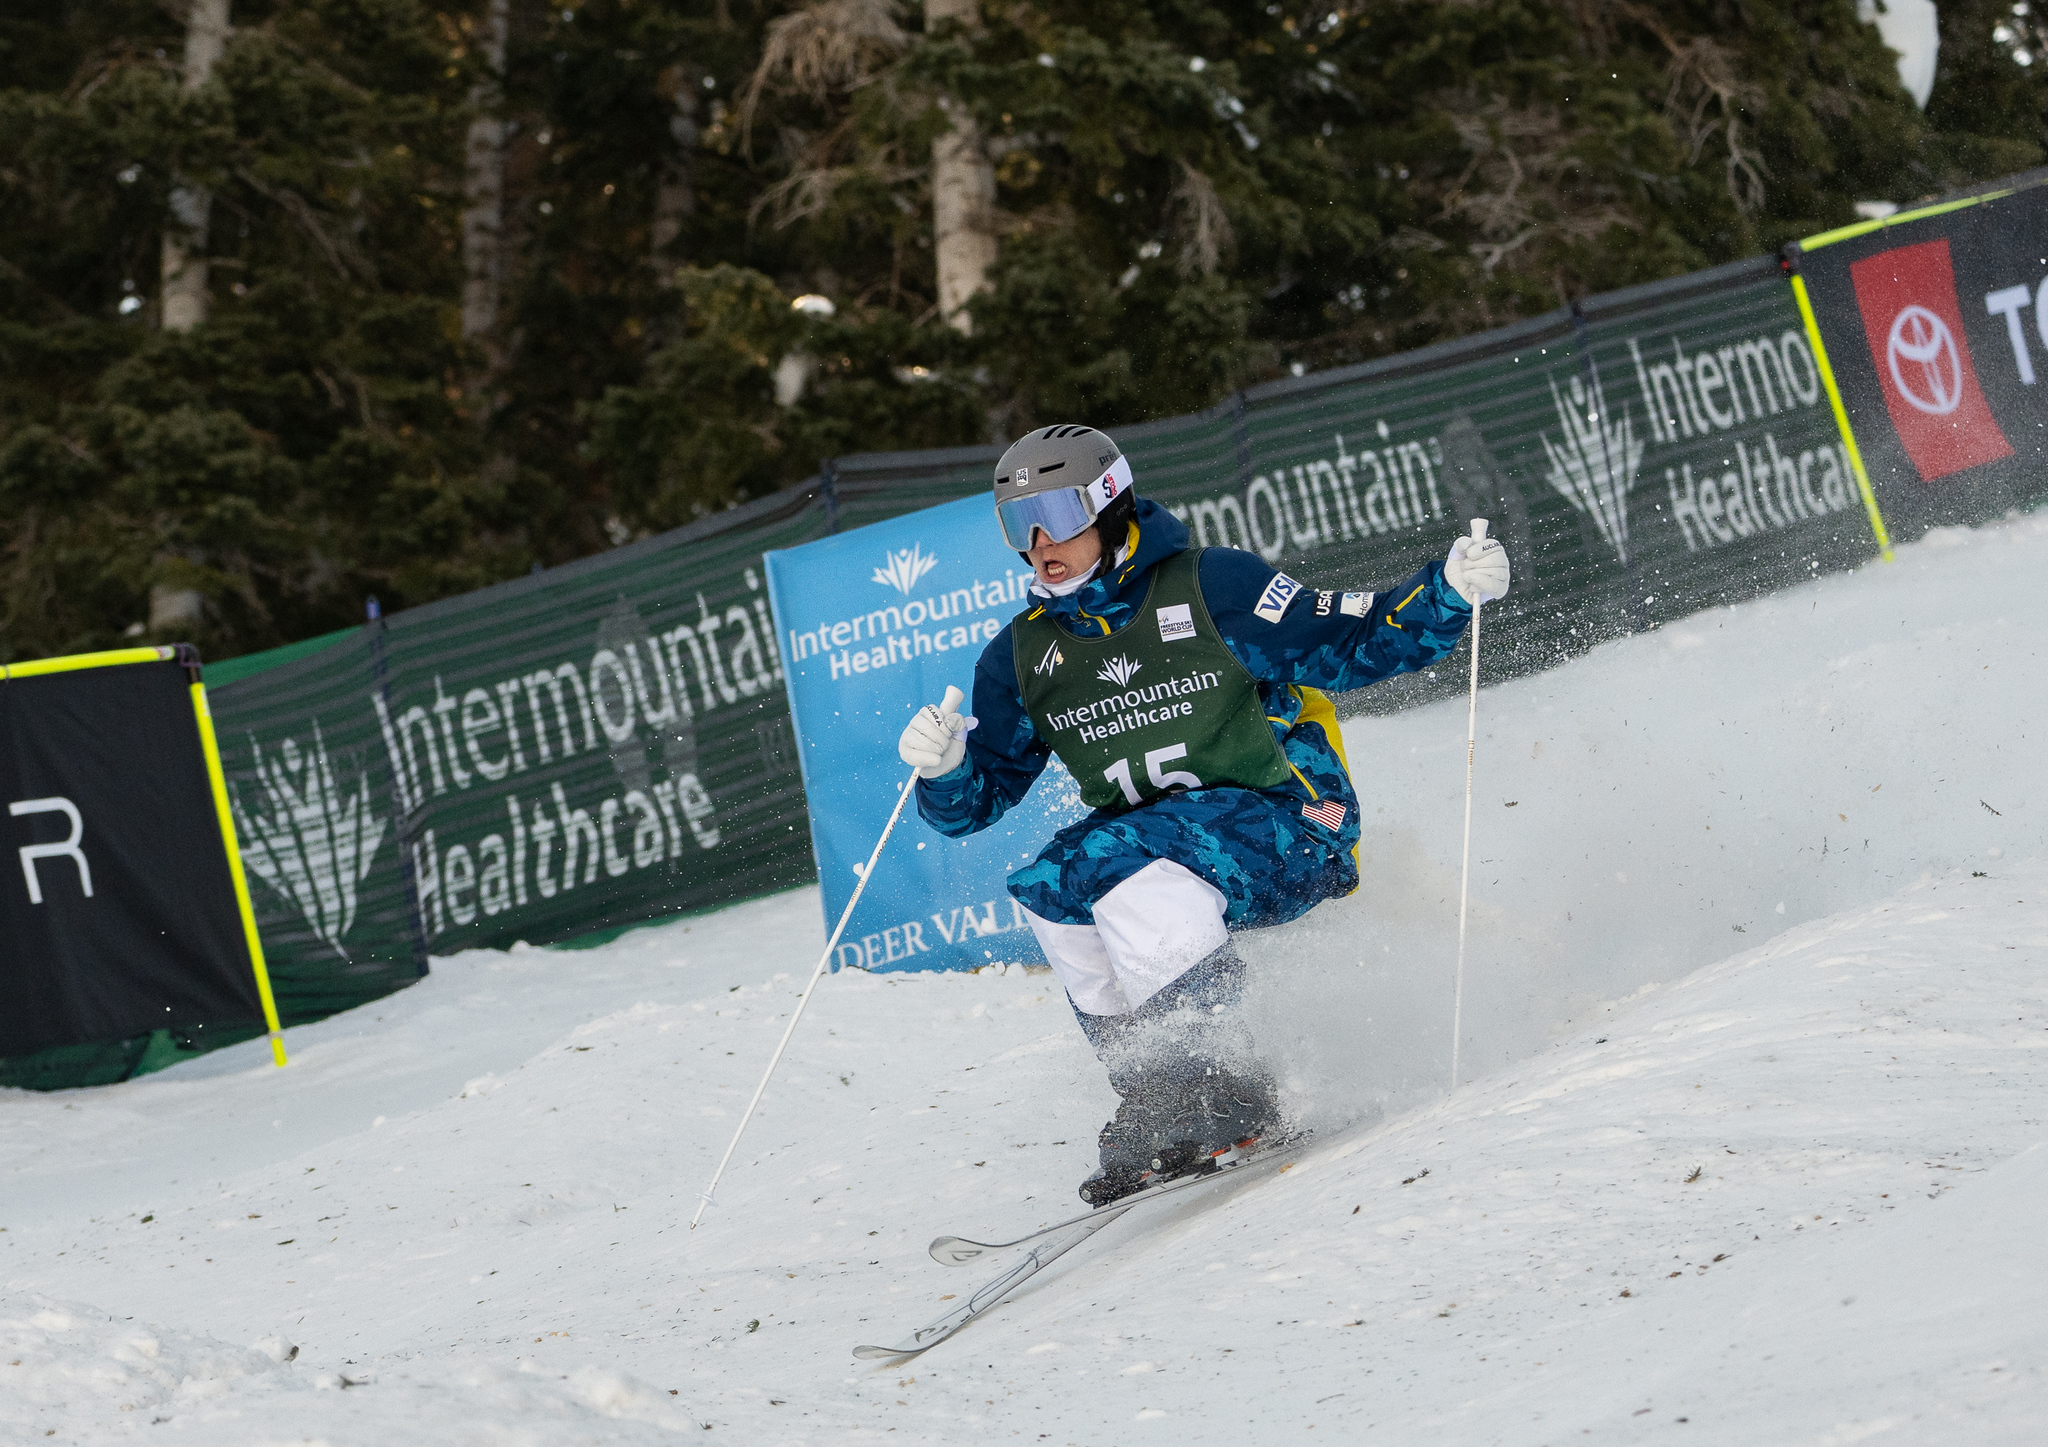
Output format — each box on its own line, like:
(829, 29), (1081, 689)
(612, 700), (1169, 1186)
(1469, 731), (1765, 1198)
(1850, 238), (2013, 481)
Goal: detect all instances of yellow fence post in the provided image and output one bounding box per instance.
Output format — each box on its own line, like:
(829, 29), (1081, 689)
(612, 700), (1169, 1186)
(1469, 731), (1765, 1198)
(1788, 268), (1894, 563)
(189, 679), (289, 1067)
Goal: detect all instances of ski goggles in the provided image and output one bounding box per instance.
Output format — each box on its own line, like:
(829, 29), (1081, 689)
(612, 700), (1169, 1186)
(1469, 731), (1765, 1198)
(994, 455), (1133, 551)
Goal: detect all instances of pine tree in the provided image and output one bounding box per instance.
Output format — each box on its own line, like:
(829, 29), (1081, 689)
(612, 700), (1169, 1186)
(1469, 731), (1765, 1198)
(0, 0), (2026, 661)
(1, 0), (501, 662)
(1925, 0), (2048, 180)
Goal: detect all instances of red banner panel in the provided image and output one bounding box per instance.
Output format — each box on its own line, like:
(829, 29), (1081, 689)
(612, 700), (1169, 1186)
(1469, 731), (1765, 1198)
(1848, 239), (2012, 481)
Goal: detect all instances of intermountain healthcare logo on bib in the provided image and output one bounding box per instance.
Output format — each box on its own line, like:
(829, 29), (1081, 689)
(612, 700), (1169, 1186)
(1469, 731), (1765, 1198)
(1850, 238), (2013, 481)
(1096, 656), (1143, 686)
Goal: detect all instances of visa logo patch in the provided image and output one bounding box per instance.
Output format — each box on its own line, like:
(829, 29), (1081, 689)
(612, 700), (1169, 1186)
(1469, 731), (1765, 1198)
(1156, 603), (1195, 642)
(1253, 572), (1302, 624)
(1339, 591), (1372, 618)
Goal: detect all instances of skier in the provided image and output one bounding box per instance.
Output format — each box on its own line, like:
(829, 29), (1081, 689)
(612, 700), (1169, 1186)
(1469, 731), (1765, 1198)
(896, 424), (1509, 1205)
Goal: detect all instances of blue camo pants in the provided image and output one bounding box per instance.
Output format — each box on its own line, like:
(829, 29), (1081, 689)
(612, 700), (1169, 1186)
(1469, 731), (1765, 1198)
(1005, 785), (1359, 930)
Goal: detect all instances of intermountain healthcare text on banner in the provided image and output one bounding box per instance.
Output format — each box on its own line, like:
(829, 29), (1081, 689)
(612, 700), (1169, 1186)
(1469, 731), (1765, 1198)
(766, 494), (1085, 973)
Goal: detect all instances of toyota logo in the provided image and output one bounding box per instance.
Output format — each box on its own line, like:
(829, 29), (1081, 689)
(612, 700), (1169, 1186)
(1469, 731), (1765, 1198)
(1886, 305), (1964, 416)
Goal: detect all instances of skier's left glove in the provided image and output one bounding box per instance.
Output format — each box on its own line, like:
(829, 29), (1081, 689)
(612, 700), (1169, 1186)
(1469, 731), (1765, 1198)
(1444, 529), (1510, 606)
(899, 685), (977, 778)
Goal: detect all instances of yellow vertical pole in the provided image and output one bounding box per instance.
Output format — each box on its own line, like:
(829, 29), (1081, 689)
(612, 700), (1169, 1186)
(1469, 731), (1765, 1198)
(189, 680), (288, 1066)
(1790, 270), (1894, 562)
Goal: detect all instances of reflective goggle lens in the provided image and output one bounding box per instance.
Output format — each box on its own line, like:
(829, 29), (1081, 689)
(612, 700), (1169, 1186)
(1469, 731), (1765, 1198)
(995, 486), (1095, 551)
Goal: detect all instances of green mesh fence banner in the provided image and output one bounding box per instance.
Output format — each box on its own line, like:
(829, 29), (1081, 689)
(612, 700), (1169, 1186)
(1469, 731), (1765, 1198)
(211, 627), (424, 1027)
(1002, 258), (1868, 720)
(208, 485), (839, 1020)
(194, 218), (2048, 1044)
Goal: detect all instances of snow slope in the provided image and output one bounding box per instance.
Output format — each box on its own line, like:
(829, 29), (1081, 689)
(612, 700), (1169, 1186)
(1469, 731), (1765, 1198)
(1288, 514), (2045, 1112)
(5, 513), (2047, 1445)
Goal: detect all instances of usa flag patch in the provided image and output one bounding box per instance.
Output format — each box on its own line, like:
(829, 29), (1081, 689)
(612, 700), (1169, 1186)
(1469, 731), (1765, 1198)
(1301, 799), (1346, 830)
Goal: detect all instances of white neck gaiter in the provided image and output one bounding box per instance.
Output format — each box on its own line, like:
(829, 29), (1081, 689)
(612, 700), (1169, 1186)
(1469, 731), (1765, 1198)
(1030, 561), (1102, 599)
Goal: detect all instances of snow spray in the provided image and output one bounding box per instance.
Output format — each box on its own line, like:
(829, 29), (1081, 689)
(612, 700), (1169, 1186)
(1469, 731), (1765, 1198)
(1451, 519), (1487, 1091)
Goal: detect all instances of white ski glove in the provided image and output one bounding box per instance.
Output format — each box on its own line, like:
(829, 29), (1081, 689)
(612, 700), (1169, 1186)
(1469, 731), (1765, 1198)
(898, 685), (977, 778)
(1444, 520), (1510, 606)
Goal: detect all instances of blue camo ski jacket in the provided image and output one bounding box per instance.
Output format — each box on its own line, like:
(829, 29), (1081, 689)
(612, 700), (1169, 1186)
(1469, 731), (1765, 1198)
(915, 498), (1473, 847)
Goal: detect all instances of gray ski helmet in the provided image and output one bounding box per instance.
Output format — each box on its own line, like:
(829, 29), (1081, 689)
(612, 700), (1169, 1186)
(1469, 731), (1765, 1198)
(991, 424), (1135, 555)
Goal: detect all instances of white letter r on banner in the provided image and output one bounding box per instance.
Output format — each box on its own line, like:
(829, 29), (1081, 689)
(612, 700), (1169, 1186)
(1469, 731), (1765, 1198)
(10, 797), (93, 904)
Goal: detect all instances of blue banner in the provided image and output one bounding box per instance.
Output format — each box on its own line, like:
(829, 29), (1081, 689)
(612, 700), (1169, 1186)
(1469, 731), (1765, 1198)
(764, 494), (1083, 972)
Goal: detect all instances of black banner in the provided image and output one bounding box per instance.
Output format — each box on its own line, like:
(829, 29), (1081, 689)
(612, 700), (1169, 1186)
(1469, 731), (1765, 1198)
(1793, 177), (2048, 531)
(0, 652), (263, 1059)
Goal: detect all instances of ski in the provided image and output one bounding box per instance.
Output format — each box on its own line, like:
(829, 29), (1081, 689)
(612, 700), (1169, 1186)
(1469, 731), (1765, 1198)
(929, 1130), (1312, 1267)
(925, 1181), (1171, 1267)
(853, 1133), (1312, 1361)
(852, 1210), (1120, 1360)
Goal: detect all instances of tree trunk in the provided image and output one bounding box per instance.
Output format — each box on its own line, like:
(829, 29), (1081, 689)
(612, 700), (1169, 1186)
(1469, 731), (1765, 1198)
(461, 0), (511, 353)
(159, 0), (231, 333)
(924, 0), (995, 334)
(651, 64), (698, 285)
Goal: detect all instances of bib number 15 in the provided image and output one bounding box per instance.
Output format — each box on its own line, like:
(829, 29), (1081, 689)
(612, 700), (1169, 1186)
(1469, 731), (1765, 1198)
(1103, 744), (1202, 806)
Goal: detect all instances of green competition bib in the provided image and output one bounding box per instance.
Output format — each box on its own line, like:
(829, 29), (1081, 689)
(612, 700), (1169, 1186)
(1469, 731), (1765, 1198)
(1013, 550), (1291, 812)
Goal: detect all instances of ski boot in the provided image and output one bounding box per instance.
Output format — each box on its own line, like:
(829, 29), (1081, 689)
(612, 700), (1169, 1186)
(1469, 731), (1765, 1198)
(1072, 939), (1279, 1206)
(1145, 1062), (1283, 1181)
(1077, 1062), (1197, 1206)
(1078, 1156), (1151, 1207)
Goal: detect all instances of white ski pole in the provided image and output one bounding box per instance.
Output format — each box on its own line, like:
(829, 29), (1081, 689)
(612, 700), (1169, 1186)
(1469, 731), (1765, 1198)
(690, 686), (961, 1228)
(1450, 519), (1487, 1092)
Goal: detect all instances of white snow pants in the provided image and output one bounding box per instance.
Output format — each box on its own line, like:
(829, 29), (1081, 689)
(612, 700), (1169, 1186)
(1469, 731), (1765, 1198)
(1020, 859), (1229, 1017)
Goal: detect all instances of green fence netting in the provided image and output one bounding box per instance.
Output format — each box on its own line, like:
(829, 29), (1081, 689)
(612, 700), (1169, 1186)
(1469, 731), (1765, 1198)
(27, 195), (2038, 1088)
(209, 481), (836, 997)
(196, 250), (1876, 1039)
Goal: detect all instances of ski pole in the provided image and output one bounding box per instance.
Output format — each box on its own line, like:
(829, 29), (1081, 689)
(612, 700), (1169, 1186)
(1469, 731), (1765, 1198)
(690, 687), (960, 1228)
(1450, 518), (1487, 1092)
